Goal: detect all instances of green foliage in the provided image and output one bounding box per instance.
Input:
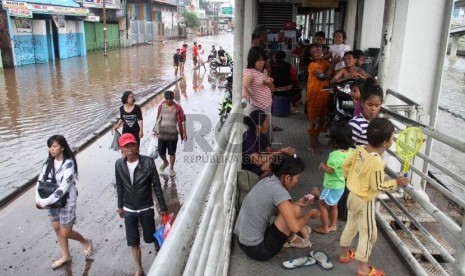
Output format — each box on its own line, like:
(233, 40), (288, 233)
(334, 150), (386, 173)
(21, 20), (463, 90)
(199, 0), (212, 15)
(184, 10), (201, 28)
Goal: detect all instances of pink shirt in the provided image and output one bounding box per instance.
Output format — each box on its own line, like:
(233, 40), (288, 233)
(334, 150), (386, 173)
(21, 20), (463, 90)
(243, 68), (272, 109)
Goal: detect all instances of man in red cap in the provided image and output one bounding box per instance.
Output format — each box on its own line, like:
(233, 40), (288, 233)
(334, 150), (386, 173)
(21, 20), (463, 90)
(115, 133), (167, 276)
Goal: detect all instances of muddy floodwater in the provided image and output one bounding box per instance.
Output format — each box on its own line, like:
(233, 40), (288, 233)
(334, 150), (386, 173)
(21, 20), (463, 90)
(0, 33), (234, 200)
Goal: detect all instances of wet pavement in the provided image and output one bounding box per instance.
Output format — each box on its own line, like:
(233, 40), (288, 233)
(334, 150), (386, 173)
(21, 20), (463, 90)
(0, 35), (233, 275)
(0, 32), (464, 275)
(0, 33), (235, 202)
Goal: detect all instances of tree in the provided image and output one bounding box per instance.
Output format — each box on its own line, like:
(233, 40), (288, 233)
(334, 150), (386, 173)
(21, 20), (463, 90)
(184, 11), (201, 28)
(199, 0), (213, 16)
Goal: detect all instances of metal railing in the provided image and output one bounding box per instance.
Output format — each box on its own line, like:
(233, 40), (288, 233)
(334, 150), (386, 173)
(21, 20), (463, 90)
(148, 87), (465, 275)
(148, 107), (243, 276)
(379, 89), (465, 276)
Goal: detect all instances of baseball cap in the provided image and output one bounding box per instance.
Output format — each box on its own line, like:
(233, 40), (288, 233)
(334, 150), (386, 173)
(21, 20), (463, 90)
(119, 133), (137, 147)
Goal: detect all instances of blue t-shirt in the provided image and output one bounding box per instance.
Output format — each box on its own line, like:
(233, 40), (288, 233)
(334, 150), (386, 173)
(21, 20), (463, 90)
(242, 130), (270, 172)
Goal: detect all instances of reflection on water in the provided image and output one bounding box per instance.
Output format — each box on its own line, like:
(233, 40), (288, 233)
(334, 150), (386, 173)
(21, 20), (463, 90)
(0, 34), (232, 195)
(441, 56), (465, 117)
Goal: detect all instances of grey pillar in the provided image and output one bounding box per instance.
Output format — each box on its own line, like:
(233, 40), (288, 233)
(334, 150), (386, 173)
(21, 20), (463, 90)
(450, 34), (460, 58)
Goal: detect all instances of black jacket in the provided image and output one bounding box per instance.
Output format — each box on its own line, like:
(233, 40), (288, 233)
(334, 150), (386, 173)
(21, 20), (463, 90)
(115, 155), (167, 212)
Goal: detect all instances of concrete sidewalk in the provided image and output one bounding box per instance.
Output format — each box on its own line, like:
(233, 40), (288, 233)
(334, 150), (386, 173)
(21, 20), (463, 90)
(0, 68), (228, 275)
(228, 109), (413, 276)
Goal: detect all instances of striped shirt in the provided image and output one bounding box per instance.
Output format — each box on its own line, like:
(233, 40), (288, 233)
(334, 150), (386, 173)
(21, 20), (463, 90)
(243, 68), (272, 109)
(349, 113), (369, 145)
(158, 104), (178, 141)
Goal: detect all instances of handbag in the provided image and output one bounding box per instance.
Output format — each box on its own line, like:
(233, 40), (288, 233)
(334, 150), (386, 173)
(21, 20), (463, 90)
(37, 161), (69, 209)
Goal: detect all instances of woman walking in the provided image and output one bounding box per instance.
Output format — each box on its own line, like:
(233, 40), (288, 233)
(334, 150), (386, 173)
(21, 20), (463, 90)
(35, 135), (92, 270)
(113, 91), (144, 147)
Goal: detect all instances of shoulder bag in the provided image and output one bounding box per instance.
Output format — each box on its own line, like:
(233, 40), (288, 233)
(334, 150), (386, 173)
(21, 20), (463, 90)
(37, 160), (69, 209)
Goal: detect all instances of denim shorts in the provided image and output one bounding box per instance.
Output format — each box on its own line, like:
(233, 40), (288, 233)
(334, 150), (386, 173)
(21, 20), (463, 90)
(238, 223), (288, 261)
(124, 208), (156, 247)
(48, 203), (76, 228)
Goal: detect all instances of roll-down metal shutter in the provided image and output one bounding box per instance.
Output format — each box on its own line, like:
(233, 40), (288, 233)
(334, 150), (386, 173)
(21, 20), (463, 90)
(258, 2), (293, 31)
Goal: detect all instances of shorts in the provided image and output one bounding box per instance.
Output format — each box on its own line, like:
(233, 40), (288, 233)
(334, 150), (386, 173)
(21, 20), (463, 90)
(320, 187), (345, 206)
(158, 139), (178, 156)
(238, 223), (288, 261)
(124, 208), (156, 247)
(48, 203), (76, 228)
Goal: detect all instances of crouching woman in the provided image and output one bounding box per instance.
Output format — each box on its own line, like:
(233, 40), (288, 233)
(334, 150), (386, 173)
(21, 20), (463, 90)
(234, 154), (319, 261)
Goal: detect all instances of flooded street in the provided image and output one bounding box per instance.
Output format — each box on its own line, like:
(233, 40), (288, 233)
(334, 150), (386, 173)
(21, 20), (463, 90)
(0, 33), (234, 200)
(0, 34), (233, 276)
(0, 31), (463, 275)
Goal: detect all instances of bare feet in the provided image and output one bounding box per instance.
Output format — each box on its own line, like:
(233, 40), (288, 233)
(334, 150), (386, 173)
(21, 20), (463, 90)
(51, 256), (72, 270)
(135, 269), (144, 276)
(313, 225), (337, 234)
(83, 239), (93, 258)
(312, 225), (329, 234)
(307, 146), (321, 154)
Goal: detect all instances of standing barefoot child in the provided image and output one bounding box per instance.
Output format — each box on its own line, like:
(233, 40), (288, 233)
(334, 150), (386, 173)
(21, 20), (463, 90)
(338, 118), (409, 276)
(313, 121), (353, 234)
(350, 80), (364, 117)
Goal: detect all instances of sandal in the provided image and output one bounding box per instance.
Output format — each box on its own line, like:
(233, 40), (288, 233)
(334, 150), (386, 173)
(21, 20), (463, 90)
(169, 169), (176, 177)
(338, 249), (356, 263)
(300, 225), (312, 240)
(159, 163), (168, 172)
(51, 257), (72, 270)
(84, 239), (93, 258)
(356, 266), (385, 276)
(283, 234), (311, 248)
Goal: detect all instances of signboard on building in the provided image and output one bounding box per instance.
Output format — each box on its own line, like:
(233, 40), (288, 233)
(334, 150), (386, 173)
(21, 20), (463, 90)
(83, 0), (121, 10)
(3, 1), (89, 16)
(84, 15), (100, 22)
(221, 7), (232, 15)
(302, 0), (338, 8)
(9, 8), (32, 18)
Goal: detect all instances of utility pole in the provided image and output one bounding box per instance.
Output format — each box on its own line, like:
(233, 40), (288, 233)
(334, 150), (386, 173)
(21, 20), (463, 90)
(103, 0), (108, 56)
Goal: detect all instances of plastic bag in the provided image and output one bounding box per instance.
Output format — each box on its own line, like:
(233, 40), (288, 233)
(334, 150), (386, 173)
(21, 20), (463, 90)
(110, 130), (121, 151)
(154, 225), (165, 247)
(146, 137), (158, 159)
(153, 213), (174, 247)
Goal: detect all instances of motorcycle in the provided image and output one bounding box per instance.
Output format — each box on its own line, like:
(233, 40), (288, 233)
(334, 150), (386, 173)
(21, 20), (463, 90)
(321, 76), (357, 125)
(210, 52), (233, 70)
(218, 75), (233, 131)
